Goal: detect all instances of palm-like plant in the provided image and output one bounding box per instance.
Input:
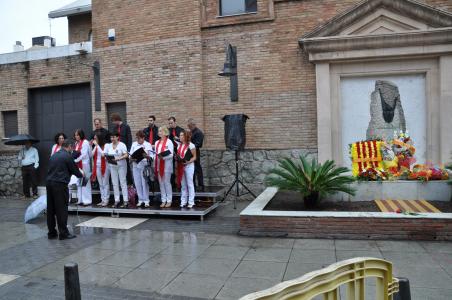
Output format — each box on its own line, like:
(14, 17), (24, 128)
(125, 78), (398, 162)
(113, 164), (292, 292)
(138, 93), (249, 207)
(265, 155), (356, 207)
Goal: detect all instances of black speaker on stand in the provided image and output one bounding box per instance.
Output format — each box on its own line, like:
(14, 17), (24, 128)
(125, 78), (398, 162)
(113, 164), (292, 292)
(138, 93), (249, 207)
(221, 114), (256, 209)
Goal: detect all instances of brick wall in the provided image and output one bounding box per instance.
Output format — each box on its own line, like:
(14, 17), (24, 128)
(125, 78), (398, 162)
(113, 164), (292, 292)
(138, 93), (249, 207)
(240, 215), (452, 240)
(68, 13), (92, 44)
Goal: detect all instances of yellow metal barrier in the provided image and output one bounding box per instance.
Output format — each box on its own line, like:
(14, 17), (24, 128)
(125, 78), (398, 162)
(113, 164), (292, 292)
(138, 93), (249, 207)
(240, 257), (399, 300)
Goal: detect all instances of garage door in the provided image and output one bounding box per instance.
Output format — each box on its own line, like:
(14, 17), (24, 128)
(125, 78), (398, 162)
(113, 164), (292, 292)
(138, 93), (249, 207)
(29, 83), (92, 185)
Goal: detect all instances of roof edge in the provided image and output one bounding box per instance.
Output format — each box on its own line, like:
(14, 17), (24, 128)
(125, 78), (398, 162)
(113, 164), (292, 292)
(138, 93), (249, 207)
(48, 4), (91, 18)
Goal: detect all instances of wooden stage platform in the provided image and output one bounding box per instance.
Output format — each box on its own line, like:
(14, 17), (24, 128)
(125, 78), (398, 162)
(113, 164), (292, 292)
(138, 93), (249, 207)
(68, 186), (225, 221)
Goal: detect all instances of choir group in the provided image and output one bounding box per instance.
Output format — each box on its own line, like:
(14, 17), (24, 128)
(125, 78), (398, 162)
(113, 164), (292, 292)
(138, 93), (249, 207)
(51, 113), (204, 209)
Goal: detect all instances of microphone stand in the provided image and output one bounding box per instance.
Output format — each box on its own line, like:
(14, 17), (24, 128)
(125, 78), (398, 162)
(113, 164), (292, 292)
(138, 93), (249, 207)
(222, 150), (256, 209)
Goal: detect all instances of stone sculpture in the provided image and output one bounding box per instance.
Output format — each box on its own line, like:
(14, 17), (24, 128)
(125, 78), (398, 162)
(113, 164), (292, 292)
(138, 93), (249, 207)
(366, 80), (406, 140)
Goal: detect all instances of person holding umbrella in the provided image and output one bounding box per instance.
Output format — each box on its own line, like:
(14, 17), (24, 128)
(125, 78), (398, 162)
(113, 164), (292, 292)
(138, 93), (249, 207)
(18, 140), (40, 198)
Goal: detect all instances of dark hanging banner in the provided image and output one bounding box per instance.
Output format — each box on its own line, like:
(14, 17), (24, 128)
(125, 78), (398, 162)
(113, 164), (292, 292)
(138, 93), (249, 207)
(93, 61), (101, 111)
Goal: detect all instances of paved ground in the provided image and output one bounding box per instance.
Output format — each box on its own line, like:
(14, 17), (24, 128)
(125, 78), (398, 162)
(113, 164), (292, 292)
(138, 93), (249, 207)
(0, 197), (451, 299)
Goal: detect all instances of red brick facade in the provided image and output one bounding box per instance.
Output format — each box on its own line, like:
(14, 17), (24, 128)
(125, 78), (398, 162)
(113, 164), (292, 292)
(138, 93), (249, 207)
(68, 13), (92, 43)
(240, 215), (452, 240)
(1, 0), (452, 151)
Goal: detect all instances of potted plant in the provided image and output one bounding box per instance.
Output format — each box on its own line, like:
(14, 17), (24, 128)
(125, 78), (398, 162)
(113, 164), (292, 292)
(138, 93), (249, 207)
(265, 155), (356, 208)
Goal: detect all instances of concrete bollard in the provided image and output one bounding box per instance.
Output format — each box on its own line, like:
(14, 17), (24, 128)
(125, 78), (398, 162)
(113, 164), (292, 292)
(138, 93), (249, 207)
(393, 277), (411, 300)
(64, 263), (81, 300)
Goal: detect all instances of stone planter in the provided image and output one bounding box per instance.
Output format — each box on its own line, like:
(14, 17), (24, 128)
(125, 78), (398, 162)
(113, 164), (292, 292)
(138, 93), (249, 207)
(240, 187), (452, 241)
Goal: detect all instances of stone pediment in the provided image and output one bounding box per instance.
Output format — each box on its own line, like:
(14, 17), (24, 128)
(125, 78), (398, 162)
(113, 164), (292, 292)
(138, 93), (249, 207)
(299, 0), (452, 56)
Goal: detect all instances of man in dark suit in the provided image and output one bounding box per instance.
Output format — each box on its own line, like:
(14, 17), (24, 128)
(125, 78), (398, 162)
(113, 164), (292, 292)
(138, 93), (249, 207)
(46, 140), (83, 240)
(188, 118), (204, 190)
(111, 113), (133, 183)
(110, 113), (132, 151)
(143, 115), (159, 146)
(90, 118), (111, 143)
(167, 116), (184, 144)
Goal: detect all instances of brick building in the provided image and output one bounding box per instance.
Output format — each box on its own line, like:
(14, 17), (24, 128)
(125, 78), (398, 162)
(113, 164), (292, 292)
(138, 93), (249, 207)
(1, 0), (452, 194)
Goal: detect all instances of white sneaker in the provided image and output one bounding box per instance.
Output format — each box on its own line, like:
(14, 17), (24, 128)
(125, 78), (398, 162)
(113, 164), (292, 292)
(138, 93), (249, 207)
(187, 204), (194, 209)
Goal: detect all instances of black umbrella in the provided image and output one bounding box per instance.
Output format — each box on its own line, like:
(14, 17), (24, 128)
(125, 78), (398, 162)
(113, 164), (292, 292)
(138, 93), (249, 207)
(4, 134), (40, 146)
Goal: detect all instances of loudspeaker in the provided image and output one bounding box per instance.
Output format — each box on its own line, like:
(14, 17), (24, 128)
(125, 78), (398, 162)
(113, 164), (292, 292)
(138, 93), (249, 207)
(222, 114), (249, 151)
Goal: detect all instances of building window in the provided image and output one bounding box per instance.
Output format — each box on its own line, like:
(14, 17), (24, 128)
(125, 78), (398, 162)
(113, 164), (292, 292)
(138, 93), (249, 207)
(220, 0), (257, 16)
(2, 111), (18, 138)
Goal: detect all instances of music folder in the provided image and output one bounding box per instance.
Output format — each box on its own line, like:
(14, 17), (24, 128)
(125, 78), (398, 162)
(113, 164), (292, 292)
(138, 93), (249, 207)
(131, 147), (146, 162)
(105, 154), (117, 165)
(177, 149), (193, 163)
(158, 150), (171, 158)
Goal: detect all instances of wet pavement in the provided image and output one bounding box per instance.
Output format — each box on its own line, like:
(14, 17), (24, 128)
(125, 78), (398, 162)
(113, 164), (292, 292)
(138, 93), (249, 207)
(0, 197), (451, 299)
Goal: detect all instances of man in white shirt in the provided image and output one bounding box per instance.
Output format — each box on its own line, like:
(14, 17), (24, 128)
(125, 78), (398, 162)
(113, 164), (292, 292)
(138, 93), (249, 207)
(18, 141), (39, 198)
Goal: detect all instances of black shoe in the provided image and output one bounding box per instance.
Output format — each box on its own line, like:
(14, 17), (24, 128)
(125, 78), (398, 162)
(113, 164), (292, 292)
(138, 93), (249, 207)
(59, 234), (76, 240)
(48, 233), (58, 240)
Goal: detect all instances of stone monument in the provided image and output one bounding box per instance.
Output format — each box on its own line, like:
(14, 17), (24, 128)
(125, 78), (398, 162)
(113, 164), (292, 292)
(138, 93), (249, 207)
(366, 80), (406, 140)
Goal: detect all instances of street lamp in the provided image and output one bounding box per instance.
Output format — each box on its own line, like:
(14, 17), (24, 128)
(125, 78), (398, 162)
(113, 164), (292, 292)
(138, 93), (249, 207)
(218, 44), (238, 102)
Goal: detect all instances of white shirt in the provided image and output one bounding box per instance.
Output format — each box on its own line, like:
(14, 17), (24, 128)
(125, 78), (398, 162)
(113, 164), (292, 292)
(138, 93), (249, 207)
(18, 146), (39, 168)
(92, 145), (105, 167)
(177, 142), (196, 165)
(74, 139), (91, 165)
(130, 141), (152, 169)
(104, 142), (128, 167)
(154, 137), (174, 173)
(51, 144), (61, 157)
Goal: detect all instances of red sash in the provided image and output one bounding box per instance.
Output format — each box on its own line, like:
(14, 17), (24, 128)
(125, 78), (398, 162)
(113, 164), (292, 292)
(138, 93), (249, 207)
(75, 140), (84, 169)
(117, 125), (121, 142)
(148, 127), (154, 144)
(154, 137), (168, 179)
(52, 145), (60, 155)
(176, 143), (189, 188)
(91, 146), (106, 181)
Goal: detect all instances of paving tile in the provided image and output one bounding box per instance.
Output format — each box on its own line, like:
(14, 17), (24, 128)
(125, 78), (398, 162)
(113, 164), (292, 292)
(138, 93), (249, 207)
(420, 241), (452, 253)
(0, 274), (20, 286)
(113, 268), (178, 293)
(335, 240), (379, 251)
(139, 254), (196, 272)
(91, 237), (138, 251)
(161, 273), (226, 299)
(203, 245), (250, 260)
(410, 287), (452, 300)
(162, 242), (210, 257)
(293, 239), (335, 250)
(184, 257), (240, 277)
(122, 240), (169, 255)
(391, 264), (452, 289)
(252, 238), (295, 249)
(232, 261), (286, 280)
(216, 276), (280, 300)
(60, 248), (117, 264)
(78, 264), (133, 286)
(175, 232), (220, 245)
(290, 249), (336, 264)
(214, 235), (255, 247)
(97, 250), (155, 268)
(376, 240), (426, 252)
(283, 262), (326, 281)
(382, 251), (437, 266)
(243, 247), (291, 262)
(26, 259), (90, 281)
(432, 252), (452, 277)
(335, 250), (383, 261)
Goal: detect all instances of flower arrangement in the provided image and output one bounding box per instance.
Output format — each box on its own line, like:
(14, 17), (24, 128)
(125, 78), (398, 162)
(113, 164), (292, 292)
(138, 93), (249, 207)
(350, 130), (448, 181)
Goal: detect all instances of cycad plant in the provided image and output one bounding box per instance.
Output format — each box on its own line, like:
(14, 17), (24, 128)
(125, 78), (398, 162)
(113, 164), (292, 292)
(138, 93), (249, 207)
(265, 155), (356, 208)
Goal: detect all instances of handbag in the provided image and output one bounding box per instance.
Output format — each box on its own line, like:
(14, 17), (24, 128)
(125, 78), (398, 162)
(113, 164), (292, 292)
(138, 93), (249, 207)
(128, 186), (137, 208)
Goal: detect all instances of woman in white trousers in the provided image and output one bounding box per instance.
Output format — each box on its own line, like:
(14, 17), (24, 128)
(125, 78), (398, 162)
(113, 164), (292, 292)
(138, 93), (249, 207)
(130, 130), (152, 207)
(154, 126), (174, 208)
(176, 130), (197, 208)
(74, 129), (92, 205)
(103, 132), (129, 207)
(92, 134), (110, 206)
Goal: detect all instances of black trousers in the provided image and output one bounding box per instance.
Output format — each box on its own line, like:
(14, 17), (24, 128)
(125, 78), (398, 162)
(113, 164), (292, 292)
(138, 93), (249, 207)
(194, 149), (204, 187)
(46, 182), (70, 237)
(22, 165), (38, 197)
